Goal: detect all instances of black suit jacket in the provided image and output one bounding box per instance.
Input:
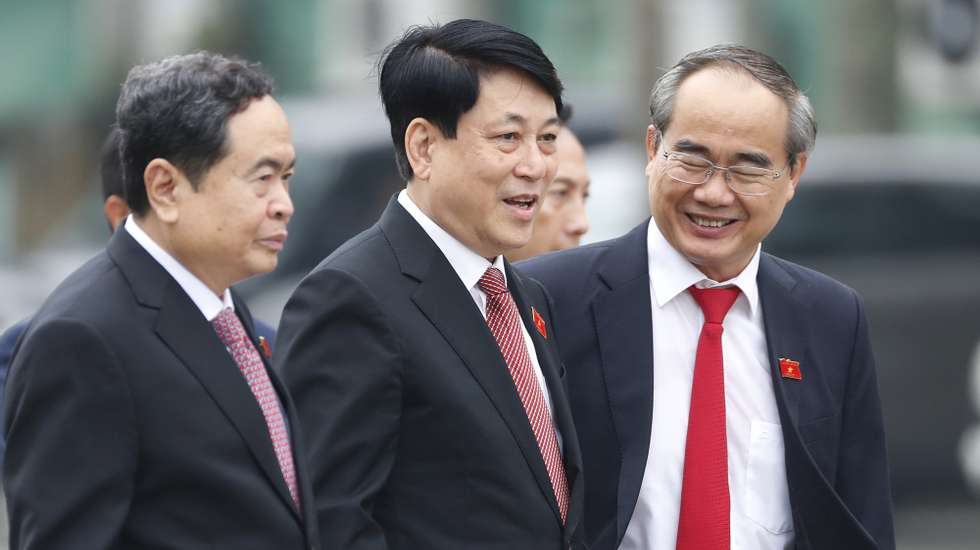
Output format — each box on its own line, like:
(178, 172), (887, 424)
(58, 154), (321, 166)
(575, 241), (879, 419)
(3, 229), (319, 550)
(275, 198), (586, 550)
(518, 220), (895, 550)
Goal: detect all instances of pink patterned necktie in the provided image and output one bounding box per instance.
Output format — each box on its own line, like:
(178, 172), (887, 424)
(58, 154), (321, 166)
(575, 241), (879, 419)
(211, 307), (299, 510)
(478, 267), (569, 523)
(676, 285), (741, 550)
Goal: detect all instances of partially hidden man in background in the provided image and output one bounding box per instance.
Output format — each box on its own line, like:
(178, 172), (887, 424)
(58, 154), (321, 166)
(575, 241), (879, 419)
(507, 105), (591, 262)
(520, 44), (895, 549)
(275, 19), (586, 550)
(3, 52), (320, 549)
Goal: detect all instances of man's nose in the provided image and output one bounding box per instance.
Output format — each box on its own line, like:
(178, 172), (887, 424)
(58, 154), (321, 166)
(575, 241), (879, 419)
(514, 141), (548, 181)
(566, 195), (590, 237)
(270, 181), (294, 222)
(693, 168), (736, 207)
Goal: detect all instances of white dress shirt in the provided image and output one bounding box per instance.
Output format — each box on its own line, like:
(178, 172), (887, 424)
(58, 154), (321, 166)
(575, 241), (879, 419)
(620, 221), (793, 550)
(125, 216), (234, 321)
(397, 190), (560, 440)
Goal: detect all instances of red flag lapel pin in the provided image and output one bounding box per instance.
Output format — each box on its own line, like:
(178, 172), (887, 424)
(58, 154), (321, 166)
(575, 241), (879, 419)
(531, 307), (548, 339)
(779, 357), (802, 380)
(258, 336), (272, 360)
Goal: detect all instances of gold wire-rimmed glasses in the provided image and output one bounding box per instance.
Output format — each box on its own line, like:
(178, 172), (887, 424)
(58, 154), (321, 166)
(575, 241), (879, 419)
(661, 150), (789, 196)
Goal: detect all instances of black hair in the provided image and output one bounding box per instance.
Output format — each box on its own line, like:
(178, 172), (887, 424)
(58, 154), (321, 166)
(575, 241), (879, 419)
(115, 51), (274, 216)
(100, 126), (124, 201)
(378, 19), (563, 180)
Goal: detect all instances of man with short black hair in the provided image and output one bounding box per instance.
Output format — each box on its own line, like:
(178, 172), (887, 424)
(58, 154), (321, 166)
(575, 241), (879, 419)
(4, 52), (318, 549)
(276, 18), (585, 550)
(520, 45), (895, 549)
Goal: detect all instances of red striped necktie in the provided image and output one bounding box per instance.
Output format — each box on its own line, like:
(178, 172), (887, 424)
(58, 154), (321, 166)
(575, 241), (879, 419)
(478, 267), (569, 523)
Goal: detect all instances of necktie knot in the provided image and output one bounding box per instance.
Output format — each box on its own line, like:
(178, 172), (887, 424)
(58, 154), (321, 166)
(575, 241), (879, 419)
(689, 285), (740, 324)
(211, 307), (246, 348)
(478, 267), (508, 297)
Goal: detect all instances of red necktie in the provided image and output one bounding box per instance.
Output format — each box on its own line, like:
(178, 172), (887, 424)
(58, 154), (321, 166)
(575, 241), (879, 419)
(676, 285), (740, 549)
(478, 267), (570, 523)
(212, 307), (300, 510)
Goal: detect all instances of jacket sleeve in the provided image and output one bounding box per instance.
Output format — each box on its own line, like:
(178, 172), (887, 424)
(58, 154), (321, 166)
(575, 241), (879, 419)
(836, 291), (896, 550)
(274, 267), (403, 550)
(3, 318), (137, 550)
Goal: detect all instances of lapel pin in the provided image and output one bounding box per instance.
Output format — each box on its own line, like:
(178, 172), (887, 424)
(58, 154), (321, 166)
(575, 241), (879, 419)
(531, 307), (548, 339)
(779, 357), (802, 380)
(258, 336), (272, 360)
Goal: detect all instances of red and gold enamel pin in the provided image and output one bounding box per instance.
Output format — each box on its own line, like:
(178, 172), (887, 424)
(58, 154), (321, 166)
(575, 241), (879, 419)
(531, 307), (548, 339)
(779, 358), (802, 380)
(258, 336), (272, 360)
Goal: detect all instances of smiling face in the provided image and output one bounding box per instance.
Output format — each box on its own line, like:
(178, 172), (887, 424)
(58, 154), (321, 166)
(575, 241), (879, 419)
(407, 69), (561, 259)
(647, 67), (806, 281)
(170, 95), (295, 292)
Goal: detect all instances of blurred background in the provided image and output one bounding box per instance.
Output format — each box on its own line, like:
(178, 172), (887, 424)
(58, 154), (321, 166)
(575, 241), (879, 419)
(1, 0), (978, 547)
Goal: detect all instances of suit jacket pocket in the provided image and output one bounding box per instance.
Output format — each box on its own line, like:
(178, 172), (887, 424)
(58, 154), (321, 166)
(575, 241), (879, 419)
(744, 420), (794, 534)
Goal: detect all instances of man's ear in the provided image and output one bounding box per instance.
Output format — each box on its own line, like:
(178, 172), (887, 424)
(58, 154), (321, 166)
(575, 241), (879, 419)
(405, 117), (439, 181)
(785, 152), (808, 202)
(646, 125), (660, 162)
(143, 158), (182, 223)
(103, 195), (130, 232)
(645, 125), (661, 177)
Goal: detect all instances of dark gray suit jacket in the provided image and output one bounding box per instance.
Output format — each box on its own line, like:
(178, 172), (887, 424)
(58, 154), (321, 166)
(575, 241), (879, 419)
(3, 229), (319, 550)
(519, 219), (895, 550)
(275, 197), (586, 550)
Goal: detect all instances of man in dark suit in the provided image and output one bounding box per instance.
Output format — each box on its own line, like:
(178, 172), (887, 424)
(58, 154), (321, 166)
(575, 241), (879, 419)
(520, 45), (894, 550)
(3, 52), (318, 549)
(275, 19), (585, 550)
(0, 127), (277, 466)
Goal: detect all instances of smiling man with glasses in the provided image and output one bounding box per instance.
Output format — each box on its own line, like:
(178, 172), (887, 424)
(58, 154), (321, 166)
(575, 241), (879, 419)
(519, 44), (895, 549)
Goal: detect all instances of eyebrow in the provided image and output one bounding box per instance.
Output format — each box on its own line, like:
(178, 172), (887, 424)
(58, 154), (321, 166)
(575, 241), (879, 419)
(244, 156), (296, 177)
(671, 139), (773, 167)
(552, 176), (591, 187)
(496, 113), (562, 127)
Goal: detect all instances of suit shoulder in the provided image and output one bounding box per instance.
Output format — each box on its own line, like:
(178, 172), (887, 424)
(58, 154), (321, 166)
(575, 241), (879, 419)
(32, 251), (129, 325)
(763, 253), (862, 311)
(516, 237), (617, 285)
(310, 224), (391, 276)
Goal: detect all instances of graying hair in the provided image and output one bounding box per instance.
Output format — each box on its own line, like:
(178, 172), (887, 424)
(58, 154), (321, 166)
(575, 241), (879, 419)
(649, 44), (816, 167)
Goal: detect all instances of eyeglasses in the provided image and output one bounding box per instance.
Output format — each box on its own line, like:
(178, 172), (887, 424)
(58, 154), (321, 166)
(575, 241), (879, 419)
(661, 150), (789, 196)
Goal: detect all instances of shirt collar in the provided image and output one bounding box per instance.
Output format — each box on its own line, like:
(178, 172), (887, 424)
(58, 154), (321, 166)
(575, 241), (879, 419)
(646, 218), (760, 315)
(124, 215), (234, 321)
(397, 189), (505, 291)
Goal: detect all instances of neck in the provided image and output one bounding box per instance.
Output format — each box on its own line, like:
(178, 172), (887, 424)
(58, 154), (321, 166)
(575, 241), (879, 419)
(133, 214), (228, 298)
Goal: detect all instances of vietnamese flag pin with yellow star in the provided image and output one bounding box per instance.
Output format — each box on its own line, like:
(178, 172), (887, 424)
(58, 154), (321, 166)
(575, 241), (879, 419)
(258, 336), (272, 360)
(531, 307), (548, 339)
(779, 358), (802, 380)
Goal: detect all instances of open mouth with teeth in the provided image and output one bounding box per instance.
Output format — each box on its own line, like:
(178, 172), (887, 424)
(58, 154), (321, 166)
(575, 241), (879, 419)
(504, 197), (537, 210)
(688, 214), (736, 228)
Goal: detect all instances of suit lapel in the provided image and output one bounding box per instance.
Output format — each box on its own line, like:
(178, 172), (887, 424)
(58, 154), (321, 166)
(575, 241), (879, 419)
(591, 221), (655, 540)
(155, 284), (300, 517)
(380, 198), (563, 524)
(758, 254), (809, 427)
(509, 263), (583, 525)
(108, 230), (300, 519)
